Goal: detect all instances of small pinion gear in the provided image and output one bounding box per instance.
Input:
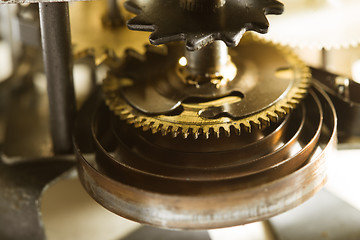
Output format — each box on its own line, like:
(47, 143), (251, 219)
(125, 0), (284, 50)
(103, 36), (310, 139)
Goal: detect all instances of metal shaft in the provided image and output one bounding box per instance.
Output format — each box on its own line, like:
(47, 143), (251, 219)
(185, 40), (228, 76)
(39, 2), (75, 154)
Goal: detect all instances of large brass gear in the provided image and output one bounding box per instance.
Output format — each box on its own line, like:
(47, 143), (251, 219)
(103, 35), (310, 139)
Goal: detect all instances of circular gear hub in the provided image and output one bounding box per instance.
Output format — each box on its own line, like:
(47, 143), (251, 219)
(103, 36), (310, 138)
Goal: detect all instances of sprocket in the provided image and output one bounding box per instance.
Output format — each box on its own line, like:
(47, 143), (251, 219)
(124, 0), (284, 51)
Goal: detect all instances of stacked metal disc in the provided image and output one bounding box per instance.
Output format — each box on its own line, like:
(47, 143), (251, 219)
(75, 84), (336, 229)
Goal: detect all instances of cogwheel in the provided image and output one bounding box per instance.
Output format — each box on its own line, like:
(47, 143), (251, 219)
(125, 0), (284, 51)
(103, 35), (310, 139)
(70, 0), (149, 65)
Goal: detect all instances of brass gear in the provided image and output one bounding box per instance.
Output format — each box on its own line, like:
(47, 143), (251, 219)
(103, 35), (310, 139)
(70, 0), (149, 65)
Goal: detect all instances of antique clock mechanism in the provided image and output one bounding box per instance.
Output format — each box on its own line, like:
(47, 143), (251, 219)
(3, 0), (360, 239)
(74, 0), (336, 229)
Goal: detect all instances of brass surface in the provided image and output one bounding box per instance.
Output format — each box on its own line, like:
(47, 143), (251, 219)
(70, 0), (149, 65)
(103, 36), (310, 138)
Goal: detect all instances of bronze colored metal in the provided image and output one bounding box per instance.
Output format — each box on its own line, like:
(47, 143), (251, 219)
(70, 0), (149, 65)
(74, 85), (337, 230)
(103, 36), (310, 138)
(125, 0), (284, 50)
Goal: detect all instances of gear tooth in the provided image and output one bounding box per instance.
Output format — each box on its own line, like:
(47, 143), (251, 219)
(133, 118), (142, 128)
(120, 111), (131, 120)
(94, 50), (111, 66)
(208, 127), (215, 138)
(222, 125), (231, 137)
(124, 48), (145, 62)
(158, 123), (165, 133)
(253, 118), (262, 126)
(160, 124), (171, 136)
(142, 120), (152, 131)
(241, 122), (251, 133)
(193, 127), (203, 139)
(263, 0), (284, 12)
(182, 132), (189, 139)
(120, 108), (130, 115)
(297, 85), (309, 92)
(151, 128), (159, 134)
(193, 128), (200, 139)
(150, 122), (160, 134)
(114, 105), (126, 112)
(231, 124), (241, 135)
(293, 93), (306, 100)
(250, 120), (261, 130)
(171, 130), (179, 138)
(213, 126), (221, 138)
(223, 31), (244, 47)
(282, 104), (293, 112)
(181, 127), (191, 139)
(127, 116), (136, 124)
(297, 88), (308, 94)
(281, 105), (292, 113)
(170, 126), (182, 138)
(303, 72), (312, 79)
(174, 126), (182, 133)
(275, 108), (287, 118)
(215, 130), (221, 138)
(259, 116), (271, 127)
(288, 99), (300, 106)
(127, 16), (155, 32)
(149, 30), (168, 45)
(200, 127), (210, 139)
(204, 131), (210, 139)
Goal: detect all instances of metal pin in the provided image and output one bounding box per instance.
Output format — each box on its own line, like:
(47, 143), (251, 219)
(39, 2), (75, 154)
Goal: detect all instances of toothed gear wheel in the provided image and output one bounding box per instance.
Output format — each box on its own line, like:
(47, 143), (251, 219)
(124, 0), (284, 50)
(70, 0), (149, 65)
(103, 35), (310, 138)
